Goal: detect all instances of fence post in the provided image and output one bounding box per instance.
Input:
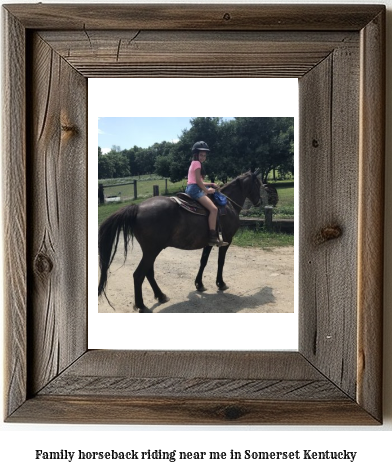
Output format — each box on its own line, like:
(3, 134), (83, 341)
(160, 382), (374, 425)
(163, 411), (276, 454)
(133, 180), (137, 200)
(264, 206), (273, 231)
(153, 185), (159, 196)
(98, 184), (105, 204)
(165, 178), (168, 195)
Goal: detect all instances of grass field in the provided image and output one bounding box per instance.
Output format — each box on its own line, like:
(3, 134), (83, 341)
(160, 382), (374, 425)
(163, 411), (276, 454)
(232, 227), (294, 248)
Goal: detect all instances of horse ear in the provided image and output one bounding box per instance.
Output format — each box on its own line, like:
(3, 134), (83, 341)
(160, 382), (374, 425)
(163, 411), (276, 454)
(253, 168), (261, 176)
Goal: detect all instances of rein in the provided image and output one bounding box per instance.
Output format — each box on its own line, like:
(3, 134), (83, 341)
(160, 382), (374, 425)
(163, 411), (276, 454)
(222, 193), (243, 210)
(219, 171), (261, 211)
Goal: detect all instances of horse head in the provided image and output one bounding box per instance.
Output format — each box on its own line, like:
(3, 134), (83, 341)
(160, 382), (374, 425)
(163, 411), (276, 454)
(248, 169), (262, 206)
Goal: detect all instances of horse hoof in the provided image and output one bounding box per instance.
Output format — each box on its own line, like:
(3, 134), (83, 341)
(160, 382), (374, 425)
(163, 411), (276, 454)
(196, 283), (207, 292)
(217, 283), (229, 291)
(157, 294), (169, 304)
(133, 305), (152, 313)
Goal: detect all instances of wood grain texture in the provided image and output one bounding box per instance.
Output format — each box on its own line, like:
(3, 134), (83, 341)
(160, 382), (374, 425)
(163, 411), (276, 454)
(54, 350), (331, 379)
(7, 351), (379, 424)
(39, 377), (346, 400)
(27, 33), (87, 396)
(357, 9), (385, 422)
(38, 30), (358, 78)
(2, 9), (27, 419)
(10, 396), (378, 425)
(4, 4), (384, 31)
(2, 4), (384, 425)
(38, 351), (347, 400)
(298, 40), (360, 399)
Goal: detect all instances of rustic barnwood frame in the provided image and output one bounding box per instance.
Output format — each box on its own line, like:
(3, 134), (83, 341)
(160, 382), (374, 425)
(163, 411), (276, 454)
(3, 4), (384, 424)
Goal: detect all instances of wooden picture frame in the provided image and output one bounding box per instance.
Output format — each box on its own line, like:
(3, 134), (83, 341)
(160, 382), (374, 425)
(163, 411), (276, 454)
(3, 4), (385, 424)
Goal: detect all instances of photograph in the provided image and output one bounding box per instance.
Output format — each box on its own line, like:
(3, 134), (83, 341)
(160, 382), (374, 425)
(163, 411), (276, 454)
(97, 116), (295, 315)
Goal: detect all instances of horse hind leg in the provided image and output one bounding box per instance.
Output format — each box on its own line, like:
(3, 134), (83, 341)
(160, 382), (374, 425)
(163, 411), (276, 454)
(195, 246), (213, 291)
(146, 265), (169, 304)
(133, 253), (160, 312)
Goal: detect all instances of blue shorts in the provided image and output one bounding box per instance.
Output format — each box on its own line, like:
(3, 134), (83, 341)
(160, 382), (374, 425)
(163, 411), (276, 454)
(185, 184), (205, 200)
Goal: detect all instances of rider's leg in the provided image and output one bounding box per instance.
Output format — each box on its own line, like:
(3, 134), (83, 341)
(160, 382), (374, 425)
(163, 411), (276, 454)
(198, 195), (218, 230)
(198, 196), (227, 246)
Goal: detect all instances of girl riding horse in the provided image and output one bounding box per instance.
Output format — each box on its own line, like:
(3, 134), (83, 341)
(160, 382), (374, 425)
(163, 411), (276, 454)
(185, 141), (228, 247)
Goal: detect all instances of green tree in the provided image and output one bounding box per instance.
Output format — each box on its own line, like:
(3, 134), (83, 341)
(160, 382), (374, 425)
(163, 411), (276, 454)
(170, 117), (223, 182)
(98, 147), (115, 179)
(232, 117), (294, 182)
(135, 146), (158, 175)
(122, 146), (139, 176)
(101, 146), (130, 178)
(155, 155), (173, 177)
(97, 118), (294, 182)
(269, 117), (294, 180)
(213, 119), (239, 181)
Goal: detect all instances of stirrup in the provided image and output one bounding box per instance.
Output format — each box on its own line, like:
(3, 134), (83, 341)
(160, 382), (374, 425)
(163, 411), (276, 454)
(208, 231), (228, 247)
(217, 234), (229, 247)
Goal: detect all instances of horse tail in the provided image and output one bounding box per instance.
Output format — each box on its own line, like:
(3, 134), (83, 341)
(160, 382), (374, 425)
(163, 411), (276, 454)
(98, 204), (138, 298)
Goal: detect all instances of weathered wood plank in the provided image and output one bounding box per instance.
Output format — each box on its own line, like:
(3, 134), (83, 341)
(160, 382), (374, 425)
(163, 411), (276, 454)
(66, 66), (308, 79)
(357, 9), (385, 423)
(35, 351), (350, 402)
(39, 30), (358, 48)
(39, 30), (357, 58)
(39, 377), (347, 400)
(28, 33), (87, 395)
(299, 39), (360, 399)
(2, 8), (27, 419)
(57, 350), (323, 379)
(4, 4), (384, 31)
(9, 396), (379, 425)
(38, 30), (358, 78)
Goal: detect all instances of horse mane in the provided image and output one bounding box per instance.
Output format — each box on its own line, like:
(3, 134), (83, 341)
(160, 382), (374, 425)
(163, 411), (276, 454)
(220, 171), (255, 193)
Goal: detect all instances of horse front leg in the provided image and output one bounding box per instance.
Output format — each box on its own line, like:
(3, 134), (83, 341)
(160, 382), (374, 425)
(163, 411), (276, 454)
(195, 246), (213, 291)
(146, 265), (169, 304)
(216, 244), (230, 291)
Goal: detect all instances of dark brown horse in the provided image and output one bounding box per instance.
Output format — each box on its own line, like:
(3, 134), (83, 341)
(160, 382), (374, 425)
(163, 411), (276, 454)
(98, 170), (262, 312)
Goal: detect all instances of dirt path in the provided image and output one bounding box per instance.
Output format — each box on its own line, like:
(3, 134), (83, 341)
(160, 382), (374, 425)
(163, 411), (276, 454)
(98, 242), (294, 313)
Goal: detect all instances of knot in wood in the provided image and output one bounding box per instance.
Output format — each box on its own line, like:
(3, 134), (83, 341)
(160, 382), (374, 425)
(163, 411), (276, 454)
(223, 13), (231, 21)
(314, 225), (342, 245)
(312, 139), (319, 148)
(223, 405), (244, 420)
(34, 252), (53, 275)
(61, 124), (78, 134)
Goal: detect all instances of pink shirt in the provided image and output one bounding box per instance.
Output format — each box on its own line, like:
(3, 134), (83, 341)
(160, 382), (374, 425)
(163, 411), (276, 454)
(187, 160), (201, 184)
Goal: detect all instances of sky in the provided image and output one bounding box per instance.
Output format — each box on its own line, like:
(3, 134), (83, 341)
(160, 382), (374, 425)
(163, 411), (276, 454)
(98, 117), (233, 154)
(92, 78), (299, 154)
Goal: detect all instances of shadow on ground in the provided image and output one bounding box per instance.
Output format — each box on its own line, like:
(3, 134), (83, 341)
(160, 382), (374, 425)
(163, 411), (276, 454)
(151, 286), (275, 313)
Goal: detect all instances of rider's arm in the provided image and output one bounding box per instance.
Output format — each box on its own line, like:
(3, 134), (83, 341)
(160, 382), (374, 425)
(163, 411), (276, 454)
(195, 168), (214, 194)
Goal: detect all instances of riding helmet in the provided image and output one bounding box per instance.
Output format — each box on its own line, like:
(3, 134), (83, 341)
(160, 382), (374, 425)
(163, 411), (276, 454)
(192, 141), (210, 153)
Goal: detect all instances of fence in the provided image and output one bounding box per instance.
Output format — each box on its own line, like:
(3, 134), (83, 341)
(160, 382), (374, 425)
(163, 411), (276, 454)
(239, 216), (294, 233)
(98, 181), (137, 204)
(99, 179), (169, 204)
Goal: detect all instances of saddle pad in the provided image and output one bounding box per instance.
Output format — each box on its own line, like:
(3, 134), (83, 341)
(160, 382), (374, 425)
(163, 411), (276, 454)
(170, 196), (208, 216)
(174, 192), (227, 215)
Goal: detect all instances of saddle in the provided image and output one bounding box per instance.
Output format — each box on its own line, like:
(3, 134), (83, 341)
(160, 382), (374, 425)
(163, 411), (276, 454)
(170, 193), (208, 216)
(170, 192), (227, 216)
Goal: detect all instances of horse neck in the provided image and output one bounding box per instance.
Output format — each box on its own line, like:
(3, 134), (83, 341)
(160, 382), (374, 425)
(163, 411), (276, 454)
(222, 175), (251, 210)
